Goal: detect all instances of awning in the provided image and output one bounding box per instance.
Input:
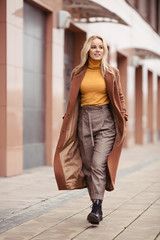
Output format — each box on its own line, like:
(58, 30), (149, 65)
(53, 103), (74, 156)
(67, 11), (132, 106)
(123, 48), (160, 59)
(64, 0), (129, 26)
(134, 48), (160, 59)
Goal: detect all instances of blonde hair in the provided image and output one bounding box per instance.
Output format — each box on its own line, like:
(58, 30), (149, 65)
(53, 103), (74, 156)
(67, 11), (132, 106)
(72, 35), (115, 77)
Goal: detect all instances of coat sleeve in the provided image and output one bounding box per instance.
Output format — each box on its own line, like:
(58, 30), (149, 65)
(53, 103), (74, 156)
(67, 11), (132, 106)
(116, 70), (128, 121)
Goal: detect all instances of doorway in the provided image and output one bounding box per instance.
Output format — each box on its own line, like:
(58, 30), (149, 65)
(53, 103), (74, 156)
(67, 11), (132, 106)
(135, 66), (143, 144)
(23, 1), (46, 169)
(64, 25), (86, 112)
(147, 70), (153, 142)
(157, 76), (160, 140)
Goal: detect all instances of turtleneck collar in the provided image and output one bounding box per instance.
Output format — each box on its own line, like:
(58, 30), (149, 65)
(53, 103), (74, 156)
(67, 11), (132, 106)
(88, 57), (101, 70)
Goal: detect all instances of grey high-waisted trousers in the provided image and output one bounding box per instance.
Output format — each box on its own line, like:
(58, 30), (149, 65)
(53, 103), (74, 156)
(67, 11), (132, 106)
(78, 104), (116, 201)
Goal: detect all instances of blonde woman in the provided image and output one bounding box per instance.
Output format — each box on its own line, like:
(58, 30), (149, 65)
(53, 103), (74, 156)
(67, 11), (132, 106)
(54, 36), (128, 224)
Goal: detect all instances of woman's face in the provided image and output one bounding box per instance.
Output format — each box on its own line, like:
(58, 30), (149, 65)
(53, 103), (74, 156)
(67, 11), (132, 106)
(89, 38), (104, 61)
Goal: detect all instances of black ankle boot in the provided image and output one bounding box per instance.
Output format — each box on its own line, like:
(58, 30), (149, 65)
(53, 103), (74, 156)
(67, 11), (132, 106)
(87, 200), (103, 224)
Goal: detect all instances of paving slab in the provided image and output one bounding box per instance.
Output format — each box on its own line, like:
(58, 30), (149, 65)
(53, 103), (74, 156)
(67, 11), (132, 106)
(0, 143), (160, 240)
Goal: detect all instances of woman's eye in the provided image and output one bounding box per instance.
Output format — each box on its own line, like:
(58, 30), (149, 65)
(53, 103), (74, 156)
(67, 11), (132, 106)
(91, 45), (103, 50)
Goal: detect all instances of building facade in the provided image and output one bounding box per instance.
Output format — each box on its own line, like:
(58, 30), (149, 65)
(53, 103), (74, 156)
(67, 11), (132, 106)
(0, 0), (160, 177)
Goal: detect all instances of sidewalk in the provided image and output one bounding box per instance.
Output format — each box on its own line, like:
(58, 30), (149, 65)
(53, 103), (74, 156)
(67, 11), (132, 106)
(0, 144), (160, 240)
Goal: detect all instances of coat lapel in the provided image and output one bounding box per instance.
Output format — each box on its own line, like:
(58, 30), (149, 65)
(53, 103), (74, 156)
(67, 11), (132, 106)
(68, 67), (87, 111)
(104, 70), (114, 102)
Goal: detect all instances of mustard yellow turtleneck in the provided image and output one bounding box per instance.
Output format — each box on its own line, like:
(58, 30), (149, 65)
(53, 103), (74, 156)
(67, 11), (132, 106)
(80, 58), (109, 106)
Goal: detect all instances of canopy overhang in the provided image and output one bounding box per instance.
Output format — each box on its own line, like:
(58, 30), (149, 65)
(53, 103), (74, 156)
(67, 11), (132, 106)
(123, 47), (160, 59)
(64, 0), (129, 26)
(133, 48), (160, 59)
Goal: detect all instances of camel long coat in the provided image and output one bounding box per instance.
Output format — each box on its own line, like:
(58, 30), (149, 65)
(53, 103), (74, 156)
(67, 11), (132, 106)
(54, 65), (128, 191)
